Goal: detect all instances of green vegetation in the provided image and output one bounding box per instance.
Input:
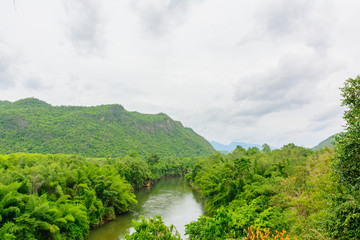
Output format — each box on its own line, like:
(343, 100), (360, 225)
(0, 100), (10, 107)
(183, 144), (321, 239)
(325, 76), (360, 239)
(125, 144), (334, 239)
(0, 153), (197, 239)
(0, 153), (136, 239)
(2, 76), (360, 239)
(125, 216), (181, 240)
(0, 98), (215, 158)
(333, 76), (360, 191)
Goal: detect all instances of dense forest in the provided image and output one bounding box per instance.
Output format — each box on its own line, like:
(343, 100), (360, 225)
(0, 153), (198, 239)
(0, 98), (214, 158)
(123, 145), (332, 239)
(0, 76), (359, 239)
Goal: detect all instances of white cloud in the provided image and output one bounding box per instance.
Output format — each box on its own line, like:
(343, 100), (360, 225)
(0, 58), (16, 89)
(233, 53), (338, 117)
(130, 0), (199, 37)
(0, 0), (358, 148)
(0, 41), (21, 89)
(62, 0), (105, 55)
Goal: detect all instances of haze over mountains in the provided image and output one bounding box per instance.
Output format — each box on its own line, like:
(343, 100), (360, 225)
(211, 137), (335, 153)
(210, 141), (264, 152)
(0, 98), (215, 157)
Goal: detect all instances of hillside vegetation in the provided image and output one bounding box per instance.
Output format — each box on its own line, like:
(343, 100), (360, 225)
(0, 98), (214, 158)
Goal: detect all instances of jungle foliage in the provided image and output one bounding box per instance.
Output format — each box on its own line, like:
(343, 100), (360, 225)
(0, 153), (197, 239)
(183, 144), (331, 239)
(0, 98), (215, 158)
(127, 145), (335, 240)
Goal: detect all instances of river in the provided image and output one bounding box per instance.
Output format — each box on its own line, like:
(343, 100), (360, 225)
(86, 177), (204, 240)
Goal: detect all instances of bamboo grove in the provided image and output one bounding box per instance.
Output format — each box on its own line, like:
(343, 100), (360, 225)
(0, 153), (197, 239)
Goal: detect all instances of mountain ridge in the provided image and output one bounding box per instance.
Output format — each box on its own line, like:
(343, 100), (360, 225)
(312, 134), (338, 150)
(0, 98), (215, 157)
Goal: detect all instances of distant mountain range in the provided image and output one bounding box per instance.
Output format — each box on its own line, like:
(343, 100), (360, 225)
(212, 134), (339, 153)
(210, 141), (276, 152)
(0, 98), (215, 158)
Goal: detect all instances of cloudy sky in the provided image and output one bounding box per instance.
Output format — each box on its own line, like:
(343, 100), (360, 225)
(1, 0), (359, 148)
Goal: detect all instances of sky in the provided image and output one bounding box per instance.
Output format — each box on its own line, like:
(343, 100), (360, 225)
(1, 0), (359, 148)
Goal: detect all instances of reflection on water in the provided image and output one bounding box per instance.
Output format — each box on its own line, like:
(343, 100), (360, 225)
(86, 177), (203, 240)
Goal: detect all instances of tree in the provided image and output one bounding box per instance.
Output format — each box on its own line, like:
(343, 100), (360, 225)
(125, 216), (181, 240)
(326, 76), (360, 239)
(261, 144), (271, 153)
(146, 153), (160, 166)
(334, 75), (360, 191)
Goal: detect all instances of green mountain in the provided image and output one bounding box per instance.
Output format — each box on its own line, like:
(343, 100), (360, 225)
(0, 100), (10, 106)
(312, 134), (338, 150)
(0, 98), (215, 157)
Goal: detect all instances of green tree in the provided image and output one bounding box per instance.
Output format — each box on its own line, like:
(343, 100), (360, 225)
(262, 144), (271, 153)
(146, 153), (160, 166)
(334, 75), (360, 191)
(326, 76), (360, 239)
(125, 216), (181, 240)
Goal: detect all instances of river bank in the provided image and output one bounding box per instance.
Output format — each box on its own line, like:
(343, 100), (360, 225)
(86, 177), (204, 240)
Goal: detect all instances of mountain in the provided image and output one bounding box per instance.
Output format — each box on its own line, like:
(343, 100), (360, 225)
(210, 141), (269, 152)
(312, 134), (338, 150)
(0, 98), (215, 157)
(0, 100), (10, 106)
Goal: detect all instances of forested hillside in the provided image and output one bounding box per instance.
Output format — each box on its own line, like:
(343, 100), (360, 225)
(0, 98), (214, 158)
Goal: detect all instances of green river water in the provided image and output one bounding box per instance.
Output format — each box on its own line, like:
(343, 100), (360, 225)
(86, 177), (204, 240)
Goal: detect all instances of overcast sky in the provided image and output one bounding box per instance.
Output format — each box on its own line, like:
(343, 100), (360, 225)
(1, 0), (359, 148)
